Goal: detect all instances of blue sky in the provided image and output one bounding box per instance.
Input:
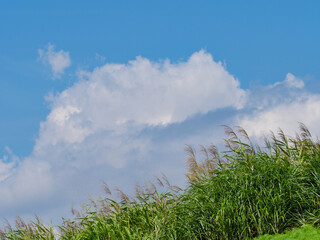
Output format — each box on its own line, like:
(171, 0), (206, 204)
(1, 1), (320, 226)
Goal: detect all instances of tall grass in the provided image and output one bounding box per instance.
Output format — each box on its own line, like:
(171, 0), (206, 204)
(58, 178), (182, 239)
(2, 124), (320, 239)
(175, 124), (320, 239)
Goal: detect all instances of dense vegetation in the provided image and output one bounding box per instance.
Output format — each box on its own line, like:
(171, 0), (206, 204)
(2, 124), (320, 239)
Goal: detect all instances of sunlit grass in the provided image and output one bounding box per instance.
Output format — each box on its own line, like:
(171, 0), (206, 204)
(255, 225), (320, 240)
(2, 123), (320, 239)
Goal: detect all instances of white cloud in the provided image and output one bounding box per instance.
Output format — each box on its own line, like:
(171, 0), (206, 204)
(38, 44), (71, 79)
(0, 158), (54, 206)
(30, 50), (245, 170)
(33, 50), (246, 167)
(237, 74), (318, 140)
(239, 94), (320, 139)
(268, 73), (304, 89)
(0, 50), (246, 225)
(284, 73), (304, 88)
(0, 147), (19, 183)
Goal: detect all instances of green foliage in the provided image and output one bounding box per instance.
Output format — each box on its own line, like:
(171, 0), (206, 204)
(2, 124), (320, 239)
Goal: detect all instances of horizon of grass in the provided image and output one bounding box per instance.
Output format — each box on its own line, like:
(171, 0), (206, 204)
(2, 123), (320, 239)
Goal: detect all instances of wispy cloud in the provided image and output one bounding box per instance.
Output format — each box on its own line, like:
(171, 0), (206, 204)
(0, 147), (19, 183)
(269, 73), (304, 89)
(38, 44), (71, 79)
(284, 73), (304, 88)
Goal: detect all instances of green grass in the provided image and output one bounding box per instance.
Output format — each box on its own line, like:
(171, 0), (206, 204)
(2, 123), (320, 239)
(255, 225), (320, 240)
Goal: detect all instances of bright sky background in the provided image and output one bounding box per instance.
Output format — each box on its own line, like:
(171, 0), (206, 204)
(1, 0), (320, 226)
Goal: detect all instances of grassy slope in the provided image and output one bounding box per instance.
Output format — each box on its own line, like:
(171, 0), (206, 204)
(2, 124), (320, 239)
(255, 225), (320, 240)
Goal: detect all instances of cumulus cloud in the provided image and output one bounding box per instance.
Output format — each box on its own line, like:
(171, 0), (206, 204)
(38, 44), (71, 79)
(0, 50), (246, 224)
(32, 50), (246, 168)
